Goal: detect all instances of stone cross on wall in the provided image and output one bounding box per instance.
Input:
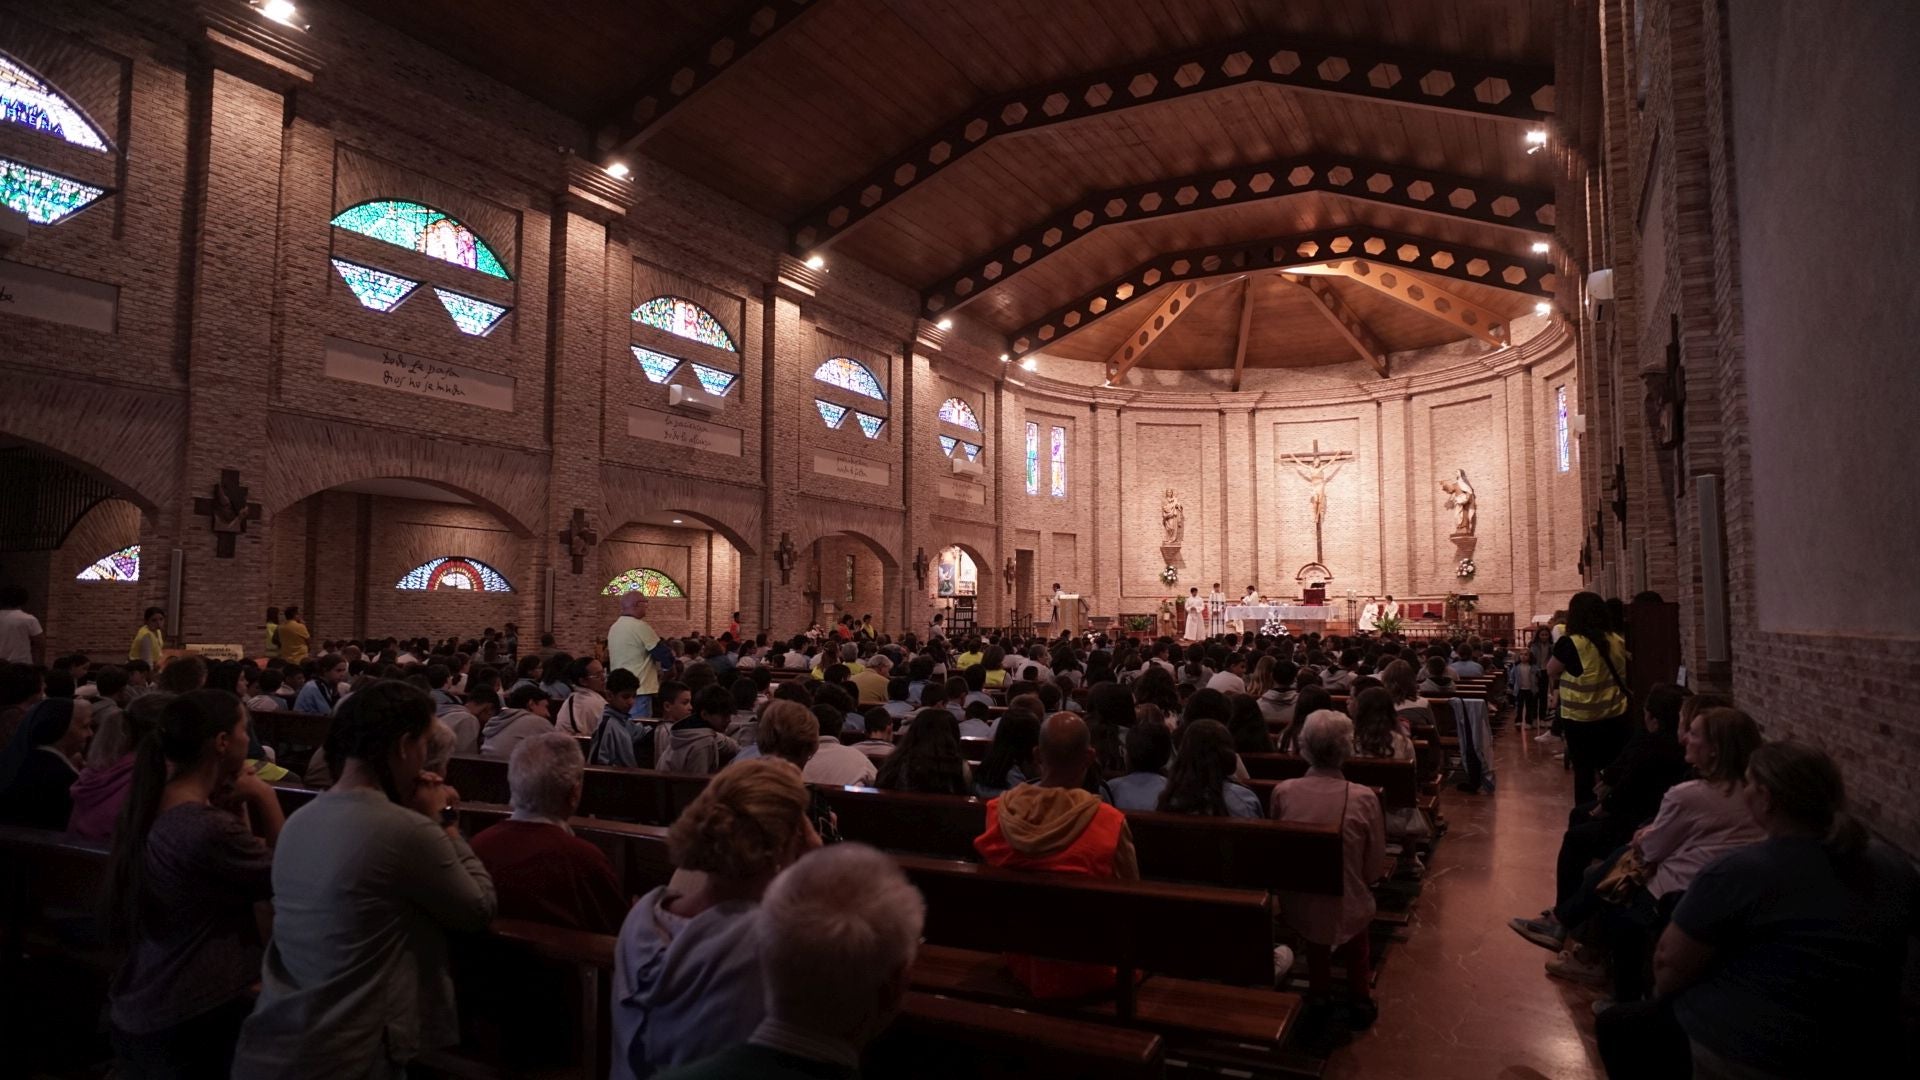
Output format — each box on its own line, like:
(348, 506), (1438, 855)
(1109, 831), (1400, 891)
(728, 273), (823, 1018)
(558, 508), (598, 574)
(192, 469), (262, 558)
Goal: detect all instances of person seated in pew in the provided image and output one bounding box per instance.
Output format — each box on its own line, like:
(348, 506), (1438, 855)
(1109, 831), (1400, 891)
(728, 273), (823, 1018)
(849, 652), (891, 707)
(973, 712), (1140, 999)
(1268, 710), (1387, 1035)
(244, 667), (284, 713)
(973, 706), (1040, 799)
(556, 656), (610, 737)
(658, 685), (741, 777)
(0, 696), (93, 828)
(292, 653), (346, 715)
(480, 682), (556, 762)
(655, 844), (924, 1080)
(103, 689), (283, 1078)
(1107, 716), (1171, 812)
(611, 758), (822, 1079)
(942, 676), (970, 726)
(587, 668), (649, 768)
(424, 663), (459, 712)
(874, 708), (971, 796)
(754, 700), (842, 843)
(1351, 686), (1430, 845)
(957, 700), (997, 741)
(852, 707), (896, 763)
(1227, 692), (1275, 756)
(469, 732), (628, 933)
(881, 676), (916, 725)
(1159, 719), (1263, 819)
(232, 681), (496, 1079)
(69, 690), (170, 840)
(441, 667), (498, 757)
(799, 703), (878, 787)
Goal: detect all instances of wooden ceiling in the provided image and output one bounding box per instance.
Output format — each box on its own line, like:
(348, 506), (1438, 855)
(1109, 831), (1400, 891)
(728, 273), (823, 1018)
(348, 0), (1558, 376)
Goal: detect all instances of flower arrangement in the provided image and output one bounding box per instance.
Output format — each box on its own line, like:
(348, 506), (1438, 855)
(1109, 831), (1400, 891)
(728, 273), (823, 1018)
(1457, 557), (1477, 580)
(1373, 613), (1404, 635)
(1123, 613), (1155, 632)
(1446, 591), (1479, 614)
(1160, 564), (1178, 586)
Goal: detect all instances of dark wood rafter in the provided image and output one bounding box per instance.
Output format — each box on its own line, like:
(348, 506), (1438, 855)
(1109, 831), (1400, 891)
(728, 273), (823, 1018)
(1229, 277), (1256, 391)
(922, 154), (1554, 317)
(790, 36), (1554, 253)
(1291, 258), (1510, 345)
(1103, 275), (1246, 385)
(1008, 225), (1554, 356)
(597, 0), (824, 159)
(1286, 273), (1389, 376)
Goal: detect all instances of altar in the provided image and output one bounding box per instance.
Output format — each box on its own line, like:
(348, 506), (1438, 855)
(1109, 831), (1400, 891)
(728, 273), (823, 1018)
(1225, 604), (1335, 635)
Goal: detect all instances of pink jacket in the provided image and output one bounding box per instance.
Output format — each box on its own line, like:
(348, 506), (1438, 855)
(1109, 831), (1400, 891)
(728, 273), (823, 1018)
(68, 754), (137, 840)
(1269, 770), (1388, 947)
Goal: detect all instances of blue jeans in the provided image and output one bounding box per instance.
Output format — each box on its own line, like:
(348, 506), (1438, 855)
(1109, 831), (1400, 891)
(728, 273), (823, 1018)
(628, 694), (653, 718)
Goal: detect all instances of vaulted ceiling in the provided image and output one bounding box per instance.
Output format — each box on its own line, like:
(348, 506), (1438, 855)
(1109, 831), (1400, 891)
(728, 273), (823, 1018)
(345, 0), (1560, 380)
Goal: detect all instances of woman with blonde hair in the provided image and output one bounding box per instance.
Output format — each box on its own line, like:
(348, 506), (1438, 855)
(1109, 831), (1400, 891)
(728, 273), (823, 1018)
(610, 757), (820, 1079)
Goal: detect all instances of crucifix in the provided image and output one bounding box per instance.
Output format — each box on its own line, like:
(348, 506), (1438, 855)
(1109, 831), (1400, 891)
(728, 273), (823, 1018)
(192, 469), (262, 558)
(1279, 439), (1355, 564)
(557, 508), (598, 574)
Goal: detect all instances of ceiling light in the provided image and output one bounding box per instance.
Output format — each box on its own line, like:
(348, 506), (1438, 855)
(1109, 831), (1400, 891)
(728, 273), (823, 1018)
(805, 254), (826, 270)
(1530, 241), (1550, 254)
(1020, 357), (1038, 372)
(999, 353), (1010, 363)
(1525, 128), (1548, 154)
(1534, 301), (1552, 316)
(671, 518), (683, 524)
(936, 318), (953, 331)
(605, 161), (630, 179)
(253, 0), (307, 29)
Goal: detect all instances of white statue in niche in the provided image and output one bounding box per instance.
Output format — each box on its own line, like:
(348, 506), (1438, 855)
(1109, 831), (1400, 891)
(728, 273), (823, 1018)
(1441, 469), (1478, 536)
(1161, 488), (1185, 547)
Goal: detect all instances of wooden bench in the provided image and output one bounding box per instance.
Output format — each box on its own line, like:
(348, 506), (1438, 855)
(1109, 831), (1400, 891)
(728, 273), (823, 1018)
(1238, 754), (1419, 811)
(249, 708), (331, 761)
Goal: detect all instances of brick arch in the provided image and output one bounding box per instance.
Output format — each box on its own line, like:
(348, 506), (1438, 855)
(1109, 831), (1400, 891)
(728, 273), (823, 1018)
(792, 503), (904, 568)
(262, 415), (544, 536)
(5, 373), (184, 514)
(600, 465), (760, 556)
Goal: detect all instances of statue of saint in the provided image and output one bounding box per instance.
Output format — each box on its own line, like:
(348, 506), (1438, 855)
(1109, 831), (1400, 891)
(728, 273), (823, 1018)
(1161, 488), (1185, 546)
(1441, 469), (1478, 536)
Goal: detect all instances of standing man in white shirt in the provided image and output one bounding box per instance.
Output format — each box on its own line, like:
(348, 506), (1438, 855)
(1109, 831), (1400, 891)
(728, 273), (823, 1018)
(607, 594), (663, 718)
(0, 587), (46, 666)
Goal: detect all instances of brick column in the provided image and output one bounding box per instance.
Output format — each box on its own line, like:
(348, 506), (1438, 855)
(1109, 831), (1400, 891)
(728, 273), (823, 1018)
(900, 333), (938, 634)
(763, 258), (822, 635)
(1376, 394), (1412, 596)
(1219, 406), (1257, 593)
(1504, 369), (1538, 621)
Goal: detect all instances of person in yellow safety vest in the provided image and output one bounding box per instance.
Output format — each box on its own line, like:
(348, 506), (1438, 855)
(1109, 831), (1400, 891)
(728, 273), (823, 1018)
(1546, 592), (1631, 805)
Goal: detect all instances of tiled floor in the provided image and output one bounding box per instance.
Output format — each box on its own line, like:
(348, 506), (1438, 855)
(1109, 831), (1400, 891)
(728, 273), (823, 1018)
(1326, 727), (1606, 1080)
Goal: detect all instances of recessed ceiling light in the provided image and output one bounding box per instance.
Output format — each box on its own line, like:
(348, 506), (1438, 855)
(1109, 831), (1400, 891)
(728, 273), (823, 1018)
(805, 254), (826, 270)
(1020, 357), (1038, 371)
(999, 353), (1010, 362)
(605, 161), (630, 179)
(671, 518), (683, 524)
(253, 0), (307, 28)
(1534, 301), (1552, 316)
(936, 318), (953, 331)
(1524, 128), (1548, 154)
(1530, 241), (1550, 254)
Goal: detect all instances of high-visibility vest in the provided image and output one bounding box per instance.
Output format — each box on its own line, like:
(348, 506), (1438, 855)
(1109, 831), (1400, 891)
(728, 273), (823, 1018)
(1560, 632), (1629, 722)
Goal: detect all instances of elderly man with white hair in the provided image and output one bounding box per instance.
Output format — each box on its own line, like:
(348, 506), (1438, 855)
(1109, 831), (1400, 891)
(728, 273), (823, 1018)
(655, 844), (924, 1080)
(848, 651), (892, 707)
(468, 731), (629, 933)
(1267, 709), (1388, 1040)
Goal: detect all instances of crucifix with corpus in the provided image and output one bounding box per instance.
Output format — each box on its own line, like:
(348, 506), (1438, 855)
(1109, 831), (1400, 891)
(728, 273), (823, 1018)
(1279, 439), (1355, 564)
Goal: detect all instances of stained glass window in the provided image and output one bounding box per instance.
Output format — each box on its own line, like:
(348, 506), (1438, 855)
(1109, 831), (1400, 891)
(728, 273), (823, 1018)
(938, 434), (958, 457)
(0, 56), (109, 151)
(601, 567), (686, 597)
(632, 346), (681, 384)
(330, 200), (510, 278)
(689, 362), (737, 397)
(1024, 422), (1039, 495)
(433, 287), (509, 336)
(960, 442), (981, 462)
(0, 157), (107, 224)
(812, 357), (885, 401)
(395, 556), (513, 592)
(1556, 385), (1571, 473)
(1050, 426), (1067, 497)
(76, 544), (138, 582)
(854, 412), (885, 439)
(632, 296), (736, 352)
(815, 399), (848, 429)
(330, 258), (419, 312)
(938, 397), (981, 431)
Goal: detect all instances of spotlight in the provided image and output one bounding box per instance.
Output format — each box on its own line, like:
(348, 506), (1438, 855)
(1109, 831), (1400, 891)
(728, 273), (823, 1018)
(999, 353), (1010, 363)
(605, 161), (631, 179)
(252, 0), (308, 29)
(671, 518), (683, 525)
(1534, 301), (1552, 316)
(805, 254), (826, 270)
(1020, 357), (1038, 372)
(1524, 128), (1548, 154)
(936, 318), (953, 331)
(1530, 241), (1550, 254)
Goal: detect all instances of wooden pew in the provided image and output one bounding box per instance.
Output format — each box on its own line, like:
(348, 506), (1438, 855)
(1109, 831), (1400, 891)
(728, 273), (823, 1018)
(249, 708), (330, 762)
(1238, 753), (1419, 811)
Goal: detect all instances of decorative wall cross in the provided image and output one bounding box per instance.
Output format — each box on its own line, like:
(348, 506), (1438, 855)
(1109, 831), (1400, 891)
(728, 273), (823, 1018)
(557, 508), (598, 574)
(775, 532), (798, 585)
(1279, 438), (1355, 564)
(192, 469), (262, 558)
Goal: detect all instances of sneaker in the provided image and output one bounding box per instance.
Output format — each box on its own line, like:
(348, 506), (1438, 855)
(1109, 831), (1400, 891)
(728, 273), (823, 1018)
(1533, 730), (1557, 742)
(1508, 915), (1566, 951)
(1546, 950), (1609, 986)
(1272, 944), (1296, 980)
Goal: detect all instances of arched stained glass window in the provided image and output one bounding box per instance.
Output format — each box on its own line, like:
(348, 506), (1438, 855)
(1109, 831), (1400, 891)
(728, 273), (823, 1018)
(937, 397), (981, 431)
(1556, 384), (1571, 472)
(632, 296), (736, 352)
(1024, 422), (1039, 495)
(816, 399), (848, 429)
(1, 157), (108, 224)
(331, 200), (511, 279)
(433, 287), (510, 336)
(813, 357), (884, 400)
(633, 346), (681, 384)
(76, 544), (138, 582)
(395, 556), (514, 592)
(1050, 426), (1067, 497)
(332, 258), (421, 312)
(602, 567), (687, 597)
(0, 55), (110, 151)
(938, 434), (958, 457)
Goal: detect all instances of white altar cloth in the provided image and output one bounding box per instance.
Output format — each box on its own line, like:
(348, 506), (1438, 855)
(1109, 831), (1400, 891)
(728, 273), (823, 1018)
(1225, 604), (1335, 622)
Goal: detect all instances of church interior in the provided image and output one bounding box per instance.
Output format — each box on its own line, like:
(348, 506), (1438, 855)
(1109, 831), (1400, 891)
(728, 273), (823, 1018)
(1, 0), (1916, 1077)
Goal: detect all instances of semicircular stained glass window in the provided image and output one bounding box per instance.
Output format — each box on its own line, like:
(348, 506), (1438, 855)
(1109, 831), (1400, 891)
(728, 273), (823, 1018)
(937, 397), (981, 431)
(0, 54), (110, 151)
(396, 556), (514, 592)
(76, 544), (139, 581)
(602, 567), (687, 598)
(330, 200), (511, 279)
(813, 357), (885, 401)
(632, 296), (736, 352)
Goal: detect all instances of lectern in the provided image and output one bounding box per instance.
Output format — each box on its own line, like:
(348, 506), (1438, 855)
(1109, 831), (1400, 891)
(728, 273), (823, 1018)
(1054, 594), (1084, 635)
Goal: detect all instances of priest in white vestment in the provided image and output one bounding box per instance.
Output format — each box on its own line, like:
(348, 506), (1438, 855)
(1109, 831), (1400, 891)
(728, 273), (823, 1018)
(1236, 586), (1261, 633)
(1359, 600), (1381, 631)
(1208, 584), (1228, 637)
(1183, 587), (1206, 640)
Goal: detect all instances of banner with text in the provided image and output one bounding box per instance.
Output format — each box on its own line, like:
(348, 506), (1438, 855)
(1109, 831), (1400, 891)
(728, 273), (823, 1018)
(323, 336), (515, 411)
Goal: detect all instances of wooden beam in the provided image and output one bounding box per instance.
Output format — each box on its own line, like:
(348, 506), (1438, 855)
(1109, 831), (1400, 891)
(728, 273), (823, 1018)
(1008, 225), (1553, 357)
(1285, 273), (1388, 376)
(922, 154), (1553, 318)
(1230, 277), (1255, 391)
(598, 0), (824, 160)
(791, 37), (1554, 253)
(1291, 258), (1510, 345)
(1104, 276), (1246, 385)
